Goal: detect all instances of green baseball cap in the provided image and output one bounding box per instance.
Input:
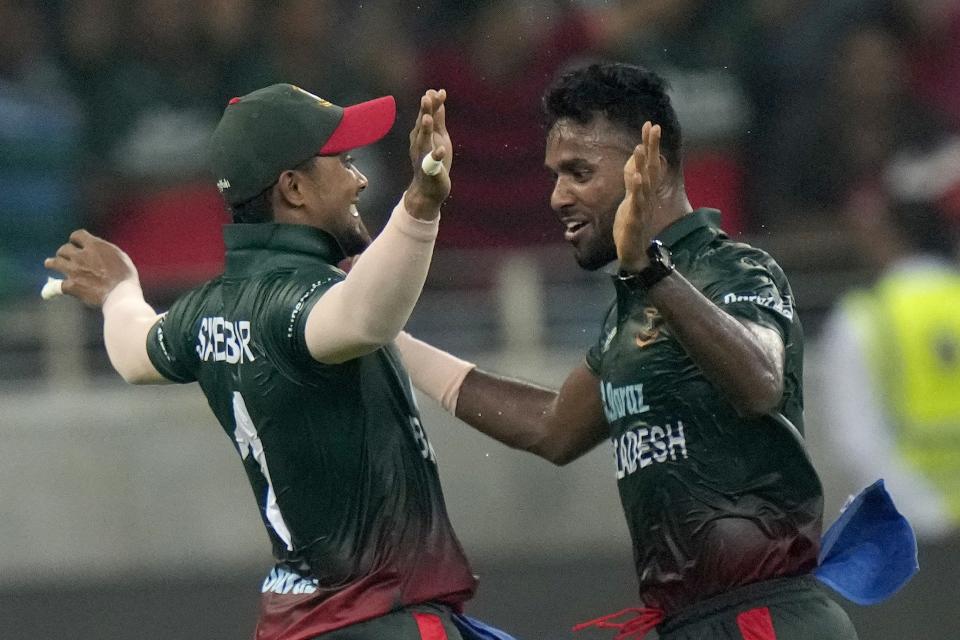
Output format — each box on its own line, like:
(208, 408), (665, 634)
(209, 83), (397, 205)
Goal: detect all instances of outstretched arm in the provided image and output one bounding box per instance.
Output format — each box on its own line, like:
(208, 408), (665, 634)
(305, 89), (452, 364)
(395, 332), (608, 465)
(44, 230), (167, 385)
(614, 123), (785, 417)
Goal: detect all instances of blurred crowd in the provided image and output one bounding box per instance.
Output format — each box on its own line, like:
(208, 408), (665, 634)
(2, 0), (960, 299)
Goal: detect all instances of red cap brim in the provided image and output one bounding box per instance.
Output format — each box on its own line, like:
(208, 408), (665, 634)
(319, 95), (396, 155)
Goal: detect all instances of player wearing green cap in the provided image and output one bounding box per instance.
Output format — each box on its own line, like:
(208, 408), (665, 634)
(44, 85), (480, 640)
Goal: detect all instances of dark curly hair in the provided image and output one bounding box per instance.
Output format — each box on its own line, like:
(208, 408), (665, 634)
(229, 186), (274, 224)
(542, 62), (683, 169)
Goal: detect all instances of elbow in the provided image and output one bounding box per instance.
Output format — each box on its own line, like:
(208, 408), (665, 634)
(117, 365), (155, 385)
(347, 322), (401, 353)
(733, 372), (784, 418)
(526, 436), (582, 467)
(312, 327), (401, 364)
(548, 449), (581, 467)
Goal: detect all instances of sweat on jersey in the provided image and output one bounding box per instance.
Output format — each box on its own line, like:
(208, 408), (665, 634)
(145, 222), (476, 639)
(586, 209), (822, 617)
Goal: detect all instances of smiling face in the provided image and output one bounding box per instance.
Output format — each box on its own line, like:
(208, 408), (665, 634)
(544, 115), (636, 271)
(282, 153), (372, 256)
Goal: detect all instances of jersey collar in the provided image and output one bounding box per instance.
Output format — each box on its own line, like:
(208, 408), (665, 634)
(223, 223), (346, 273)
(657, 208), (724, 249)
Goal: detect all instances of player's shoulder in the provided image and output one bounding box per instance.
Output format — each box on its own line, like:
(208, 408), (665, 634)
(257, 263), (345, 301)
(699, 234), (788, 282)
(165, 276), (225, 316)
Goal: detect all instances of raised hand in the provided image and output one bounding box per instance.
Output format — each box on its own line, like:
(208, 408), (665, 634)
(613, 121), (664, 271)
(405, 89), (451, 218)
(43, 230), (139, 307)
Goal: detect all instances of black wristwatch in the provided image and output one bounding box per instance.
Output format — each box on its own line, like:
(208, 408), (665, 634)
(617, 240), (674, 291)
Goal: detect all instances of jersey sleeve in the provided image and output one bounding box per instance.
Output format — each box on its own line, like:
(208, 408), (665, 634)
(702, 247), (796, 339)
(146, 289), (204, 383)
(256, 269), (344, 369)
(585, 301), (617, 375)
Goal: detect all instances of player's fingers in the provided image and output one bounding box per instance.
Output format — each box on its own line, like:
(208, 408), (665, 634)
(421, 91), (436, 118)
(69, 228), (92, 248)
(647, 125), (662, 182)
(433, 103), (447, 136)
(409, 94), (431, 144)
(648, 124), (662, 157)
(60, 278), (78, 296)
(633, 145), (652, 196)
(56, 243), (79, 261)
(624, 144), (638, 178)
(419, 112), (434, 144)
(433, 90), (447, 132)
(44, 256), (68, 273)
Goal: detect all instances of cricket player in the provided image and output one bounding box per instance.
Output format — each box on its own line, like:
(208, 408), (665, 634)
(44, 84), (485, 640)
(396, 63), (860, 639)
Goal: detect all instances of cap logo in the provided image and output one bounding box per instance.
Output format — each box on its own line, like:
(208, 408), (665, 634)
(217, 178), (231, 193)
(291, 85), (333, 108)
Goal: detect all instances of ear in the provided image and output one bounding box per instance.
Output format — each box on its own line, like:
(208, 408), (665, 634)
(276, 169), (307, 208)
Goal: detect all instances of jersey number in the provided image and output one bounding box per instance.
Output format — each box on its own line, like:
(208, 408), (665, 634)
(232, 392), (294, 550)
(409, 416), (437, 464)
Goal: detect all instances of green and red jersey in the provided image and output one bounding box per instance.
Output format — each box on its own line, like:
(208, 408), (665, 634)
(587, 210), (822, 616)
(146, 223), (476, 638)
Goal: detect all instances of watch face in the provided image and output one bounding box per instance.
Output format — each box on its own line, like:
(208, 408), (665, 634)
(648, 240), (672, 267)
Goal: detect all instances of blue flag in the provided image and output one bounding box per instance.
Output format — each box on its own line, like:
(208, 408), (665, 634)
(453, 614), (521, 640)
(814, 479), (919, 605)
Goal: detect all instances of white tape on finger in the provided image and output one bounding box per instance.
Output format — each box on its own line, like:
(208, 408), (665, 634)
(421, 154), (443, 176)
(41, 277), (63, 300)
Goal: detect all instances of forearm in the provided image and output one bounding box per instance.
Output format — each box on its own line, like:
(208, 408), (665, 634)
(648, 272), (784, 416)
(102, 280), (167, 384)
(455, 369), (565, 459)
(395, 333), (606, 464)
(305, 198), (438, 363)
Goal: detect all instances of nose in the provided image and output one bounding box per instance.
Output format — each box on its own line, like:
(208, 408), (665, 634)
(550, 176), (574, 212)
(353, 166), (368, 192)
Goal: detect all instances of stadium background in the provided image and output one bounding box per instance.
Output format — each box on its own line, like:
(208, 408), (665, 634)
(2, 0), (959, 638)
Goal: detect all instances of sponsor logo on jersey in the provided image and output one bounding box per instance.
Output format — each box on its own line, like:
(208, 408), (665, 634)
(612, 421), (688, 479)
(155, 314), (175, 363)
(261, 566), (318, 595)
(287, 279), (332, 339)
(634, 306), (664, 347)
(601, 382), (650, 422)
(721, 292), (794, 320)
(196, 317), (256, 363)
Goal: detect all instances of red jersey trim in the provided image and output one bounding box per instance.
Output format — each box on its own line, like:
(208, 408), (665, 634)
(413, 612), (448, 640)
(736, 607), (777, 640)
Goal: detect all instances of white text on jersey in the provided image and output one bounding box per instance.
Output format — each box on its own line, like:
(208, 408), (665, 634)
(196, 317), (256, 363)
(261, 566), (318, 595)
(601, 382), (650, 422)
(612, 421), (688, 479)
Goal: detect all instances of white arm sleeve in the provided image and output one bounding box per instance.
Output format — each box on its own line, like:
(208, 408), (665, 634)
(102, 280), (169, 384)
(305, 199), (439, 364)
(394, 331), (476, 414)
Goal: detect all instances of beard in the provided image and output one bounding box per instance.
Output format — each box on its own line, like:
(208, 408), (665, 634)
(335, 217), (373, 257)
(572, 216), (618, 271)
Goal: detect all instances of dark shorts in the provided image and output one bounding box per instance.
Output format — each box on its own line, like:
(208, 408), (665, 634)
(658, 576), (858, 640)
(315, 604), (463, 640)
